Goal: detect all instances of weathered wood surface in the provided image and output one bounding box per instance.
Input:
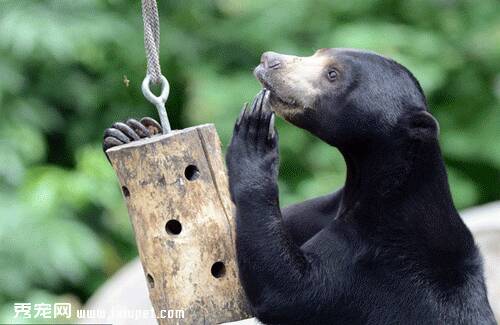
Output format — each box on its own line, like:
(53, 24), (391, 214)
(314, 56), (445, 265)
(107, 124), (251, 324)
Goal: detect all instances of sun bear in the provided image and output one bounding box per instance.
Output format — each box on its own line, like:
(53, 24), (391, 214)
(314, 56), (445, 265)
(103, 48), (495, 325)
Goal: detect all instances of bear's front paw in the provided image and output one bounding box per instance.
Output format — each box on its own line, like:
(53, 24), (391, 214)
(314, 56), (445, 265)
(226, 89), (279, 203)
(102, 117), (162, 154)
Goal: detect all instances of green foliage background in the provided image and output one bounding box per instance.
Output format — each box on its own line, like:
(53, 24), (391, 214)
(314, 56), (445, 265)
(0, 0), (499, 322)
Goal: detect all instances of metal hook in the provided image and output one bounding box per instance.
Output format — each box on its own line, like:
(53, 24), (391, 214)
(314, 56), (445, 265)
(141, 74), (171, 133)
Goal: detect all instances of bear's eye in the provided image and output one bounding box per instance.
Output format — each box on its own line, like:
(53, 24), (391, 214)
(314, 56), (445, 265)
(327, 69), (338, 81)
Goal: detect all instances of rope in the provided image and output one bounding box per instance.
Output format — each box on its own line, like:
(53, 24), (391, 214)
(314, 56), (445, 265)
(141, 0), (162, 84)
(140, 0), (171, 133)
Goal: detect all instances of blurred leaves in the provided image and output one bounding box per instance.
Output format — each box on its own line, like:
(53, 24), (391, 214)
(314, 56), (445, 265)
(0, 0), (499, 321)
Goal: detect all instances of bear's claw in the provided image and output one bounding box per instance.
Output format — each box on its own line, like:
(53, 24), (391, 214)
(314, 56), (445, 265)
(102, 117), (162, 154)
(268, 113), (275, 140)
(112, 122), (140, 141)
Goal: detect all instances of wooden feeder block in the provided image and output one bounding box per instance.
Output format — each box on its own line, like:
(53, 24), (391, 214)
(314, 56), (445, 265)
(107, 124), (251, 324)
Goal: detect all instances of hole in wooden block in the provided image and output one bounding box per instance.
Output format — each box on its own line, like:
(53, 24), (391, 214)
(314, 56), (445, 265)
(147, 273), (155, 288)
(165, 219), (182, 235)
(211, 261), (226, 278)
(184, 165), (200, 181)
(121, 186), (130, 198)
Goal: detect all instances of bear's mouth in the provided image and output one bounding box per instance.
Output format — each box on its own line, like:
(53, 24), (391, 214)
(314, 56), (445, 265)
(265, 84), (299, 109)
(254, 71), (299, 110)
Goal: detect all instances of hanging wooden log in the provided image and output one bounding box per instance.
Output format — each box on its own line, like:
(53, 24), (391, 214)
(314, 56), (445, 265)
(106, 124), (251, 324)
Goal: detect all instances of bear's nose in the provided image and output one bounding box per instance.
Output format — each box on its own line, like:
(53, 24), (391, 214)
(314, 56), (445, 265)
(261, 51), (282, 70)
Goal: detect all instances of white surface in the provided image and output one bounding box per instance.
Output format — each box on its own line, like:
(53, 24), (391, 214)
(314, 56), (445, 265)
(82, 202), (500, 324)
(462, 201), (500, 320)
(462, 201), (500, 230)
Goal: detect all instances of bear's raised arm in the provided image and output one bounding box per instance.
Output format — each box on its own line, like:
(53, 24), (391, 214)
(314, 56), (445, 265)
(226, 90), (346, 322)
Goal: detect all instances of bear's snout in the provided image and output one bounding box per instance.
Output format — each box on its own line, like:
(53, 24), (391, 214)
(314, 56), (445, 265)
(260, 51), (283, 70)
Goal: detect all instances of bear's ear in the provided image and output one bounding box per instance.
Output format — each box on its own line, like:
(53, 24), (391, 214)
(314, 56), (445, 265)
(405, 110), (440, 140)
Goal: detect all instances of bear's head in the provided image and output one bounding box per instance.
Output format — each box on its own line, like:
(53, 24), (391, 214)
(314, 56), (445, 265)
(254, 48), (438, 149)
